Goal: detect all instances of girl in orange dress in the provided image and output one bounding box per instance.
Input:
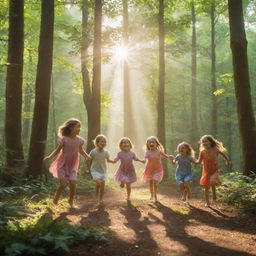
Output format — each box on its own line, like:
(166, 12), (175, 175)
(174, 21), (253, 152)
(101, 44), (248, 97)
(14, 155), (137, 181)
(197, 135), (231, 206)
(141, 136), (174, 202)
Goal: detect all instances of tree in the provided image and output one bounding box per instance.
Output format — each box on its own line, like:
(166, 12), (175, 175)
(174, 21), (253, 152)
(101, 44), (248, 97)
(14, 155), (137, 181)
(81, 0), (102, 153)
(158, 0), (168, 177)
(27, 0), (55, 177)
(228, 0), (256, 175)
(190, 0), (198, 144)
(210, 0), (217, 136)
(5, 0), (24, 171)
(123, 0), (133, 139)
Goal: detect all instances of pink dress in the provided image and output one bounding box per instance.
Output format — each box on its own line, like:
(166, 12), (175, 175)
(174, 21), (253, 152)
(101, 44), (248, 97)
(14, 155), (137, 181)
(114, 151), (137, 183)
(199, 148), (221, 186)
(141, 150), (164, 182)
(49, 136), (85, 180)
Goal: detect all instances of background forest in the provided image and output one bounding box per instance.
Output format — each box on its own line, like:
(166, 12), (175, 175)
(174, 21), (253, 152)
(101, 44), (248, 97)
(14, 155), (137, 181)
(2, 0), (256, 174)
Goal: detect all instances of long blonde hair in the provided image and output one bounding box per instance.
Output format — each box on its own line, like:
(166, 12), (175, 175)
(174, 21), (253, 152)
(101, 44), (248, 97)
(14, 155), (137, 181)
(177, 142), (195, 157)
(58, 118), (81, 136)
(199, 135), (226, 152)
(146, 136), (164, 151)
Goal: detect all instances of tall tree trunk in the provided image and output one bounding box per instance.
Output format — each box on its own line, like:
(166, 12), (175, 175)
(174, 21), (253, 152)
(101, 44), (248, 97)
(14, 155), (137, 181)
(51, 76), (57, 147)
(211, 0), (217, 136)
(81, 0), (102, 153)
(5, 0), (24, 169)
(228, 0), (256, 175)
(23, 84), (32, 152)
(81, 0), (92, 152)
(158, 0), (167, 177)
(27, 0), (54, 177)
(23, 49), (33, 153)
(91, 0), (102, 140)
(225, 97), (232, 163)
(123, 0), (133, 139)
(190, 0), (198, 145)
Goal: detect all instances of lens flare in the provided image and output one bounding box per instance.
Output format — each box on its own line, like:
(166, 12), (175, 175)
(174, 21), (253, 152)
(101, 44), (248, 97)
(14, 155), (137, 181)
(114, 45), (128, 60)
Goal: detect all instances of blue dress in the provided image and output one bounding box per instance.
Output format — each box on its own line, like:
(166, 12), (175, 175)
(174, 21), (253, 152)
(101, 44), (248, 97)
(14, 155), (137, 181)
(175, 154), (195, 184)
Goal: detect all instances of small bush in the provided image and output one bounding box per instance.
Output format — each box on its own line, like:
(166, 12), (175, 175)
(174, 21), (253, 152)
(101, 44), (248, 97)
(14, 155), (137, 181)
(218, 171), (256, 213)
(0, 209), (107, 256)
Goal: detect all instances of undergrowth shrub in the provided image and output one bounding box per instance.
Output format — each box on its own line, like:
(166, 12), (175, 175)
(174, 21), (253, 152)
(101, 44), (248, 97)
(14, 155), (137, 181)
(0, 209), (107, 256)
(218, 171), (256, 213)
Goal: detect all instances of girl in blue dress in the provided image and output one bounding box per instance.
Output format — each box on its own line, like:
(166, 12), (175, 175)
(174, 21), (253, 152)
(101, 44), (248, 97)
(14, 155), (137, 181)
(172, 142), (197, 202)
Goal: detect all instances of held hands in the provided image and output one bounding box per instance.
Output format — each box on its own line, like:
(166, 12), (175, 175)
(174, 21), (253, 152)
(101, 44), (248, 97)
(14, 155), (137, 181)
(168, 155), (175, 165)
(84, 156), (92, 162)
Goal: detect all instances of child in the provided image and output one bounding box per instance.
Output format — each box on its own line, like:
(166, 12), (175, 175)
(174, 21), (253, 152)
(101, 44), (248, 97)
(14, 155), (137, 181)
(113, 137), (144, 200)
(44, 118), (90, 208)
(172, 142), (197, 202)
(89, 134), (114, 204)
(197, 135), (231, 206)
(142, 136), (173, 202)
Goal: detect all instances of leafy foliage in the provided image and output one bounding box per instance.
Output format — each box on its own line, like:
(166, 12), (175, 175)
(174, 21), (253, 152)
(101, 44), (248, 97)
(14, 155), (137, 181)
(0, 209), (107, 256)
(218, 172), (256, 213)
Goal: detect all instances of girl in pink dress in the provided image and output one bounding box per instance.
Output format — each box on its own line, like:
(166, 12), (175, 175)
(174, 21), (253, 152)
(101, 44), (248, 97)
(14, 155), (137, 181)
(44, 118), (90, 208)
(142, 136), (173, 202)
(197, 135), (231, 206)
(113, 137), (144, 200)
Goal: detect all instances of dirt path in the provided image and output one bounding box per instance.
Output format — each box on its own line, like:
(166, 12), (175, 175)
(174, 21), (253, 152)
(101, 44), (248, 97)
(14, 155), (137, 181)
(55, 184), (256, 256)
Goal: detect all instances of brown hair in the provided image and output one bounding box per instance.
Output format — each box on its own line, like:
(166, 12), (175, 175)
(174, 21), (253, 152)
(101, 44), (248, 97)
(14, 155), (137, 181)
(146, 136), (164, 151)
(93, 134), (107, 147)
(177, 142), (195, 157)
(199, 135), (226, 152)
(58, 118), (81, 136)
(119, 137), (133, 150)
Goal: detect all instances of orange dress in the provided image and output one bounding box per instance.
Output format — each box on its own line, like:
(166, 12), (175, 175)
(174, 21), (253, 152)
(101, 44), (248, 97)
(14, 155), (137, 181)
(199, 149), (222, 186)
(141, 150), (164, 182)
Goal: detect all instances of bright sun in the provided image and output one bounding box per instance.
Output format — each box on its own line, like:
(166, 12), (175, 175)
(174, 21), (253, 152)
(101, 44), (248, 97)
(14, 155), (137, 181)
(114, 45), (128, 60)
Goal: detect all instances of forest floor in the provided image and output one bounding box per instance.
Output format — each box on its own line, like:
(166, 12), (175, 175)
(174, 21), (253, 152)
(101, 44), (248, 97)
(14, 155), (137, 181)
(54, 183), (256, 256)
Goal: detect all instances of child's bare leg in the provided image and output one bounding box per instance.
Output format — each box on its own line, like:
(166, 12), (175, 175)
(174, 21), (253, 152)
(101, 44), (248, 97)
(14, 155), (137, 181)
(204, 186), (210, 206)
(149, 180), (154, 200)
(184, 182), (191, 200)
(95, 180), (100, 198)
(211, 185), (217, 201)
(53, 179), (68, 204)
(68, 180), (77, 208)
(120, 182), (124, 188)
(180, 183), (186, 200)
(153, 180), (158, 202)
(99, 180), (105, 202)
(126, 183), (131, 200)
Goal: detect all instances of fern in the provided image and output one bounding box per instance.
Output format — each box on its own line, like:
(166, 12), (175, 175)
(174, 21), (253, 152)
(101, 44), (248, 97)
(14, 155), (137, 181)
(0, 209), (107, 256)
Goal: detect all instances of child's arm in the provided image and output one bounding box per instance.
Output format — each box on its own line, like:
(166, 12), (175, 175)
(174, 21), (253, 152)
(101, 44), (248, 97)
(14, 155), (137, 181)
(43, 144), (63, 162)
(167, 155), (176, 165)
(219, 151), (231, 165)
(195, 152), (203, 164)
(134, 156), (145, 163)
(79, 145), (91, 161)
(172, 157), (177, 165)
(106, 157), (116, 164)
(160, 151), (172, 159)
